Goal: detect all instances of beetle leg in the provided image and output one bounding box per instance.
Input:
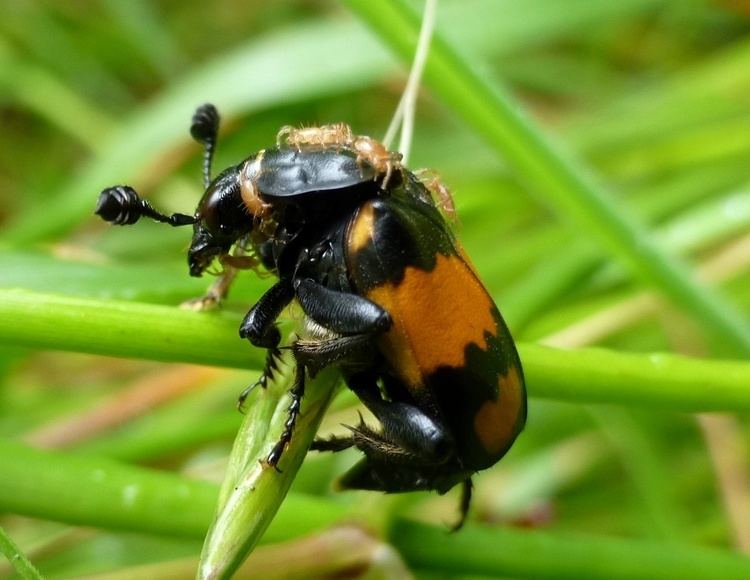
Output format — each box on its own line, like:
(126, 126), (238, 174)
(293, 333), (372, 376)
(357, 401), (454, 466)
(182, 247), (256, 311)
(240, 280), (295, 347)
(313, 372), (473, 525)
(310, 413), (418, 463)
(265, 362), (306, 469)
(236, 349), (283, 410)
(237, 280), (295, 409)
(453, 478), (473, 531)
(347, 373), (454, 465)
(180, 266), (238, 311)
(220, 254), (261, 270)
(291, 278), (390, 374)
(292, 278), (392, 377)
(309, 434), (355, 453)
(309, 375), (379, 453)
(312, 373), (454, 466)
(293, 278), (391, 335)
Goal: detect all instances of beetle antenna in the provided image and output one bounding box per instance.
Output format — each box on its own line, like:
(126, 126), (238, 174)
(190, 103), (220, 189)
(96, 186), (195, 227)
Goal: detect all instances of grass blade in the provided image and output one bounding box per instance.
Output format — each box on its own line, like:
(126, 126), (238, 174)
(393, 520), (750, 579)
(0, 524), (43, 580)
(343, 0), (750, 356)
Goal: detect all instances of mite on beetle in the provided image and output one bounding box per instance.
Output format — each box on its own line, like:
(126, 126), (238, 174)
(277, 122), (403, 187)
(95, 104), (526, 528)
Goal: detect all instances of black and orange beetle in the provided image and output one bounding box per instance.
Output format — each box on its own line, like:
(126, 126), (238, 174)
(95, 104), (526, 527)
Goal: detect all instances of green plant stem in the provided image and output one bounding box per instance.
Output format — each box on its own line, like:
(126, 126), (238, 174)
(2, 289), (750, 412)
(0, 438), (346, 542)
(0, 524), (43, 580)
(199, 364), (341, 579)
(0, 437), (216, 538)
(0, 288), (264, 369)
(3, 438), (750, 579)
(342, 0), (750, 357)
(392, 520), (750, 579)
(521, 344), (750, 412)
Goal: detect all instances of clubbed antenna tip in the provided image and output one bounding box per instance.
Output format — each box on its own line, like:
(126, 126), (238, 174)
(95, 185), (194, 227)
(190, 103), (220, 188)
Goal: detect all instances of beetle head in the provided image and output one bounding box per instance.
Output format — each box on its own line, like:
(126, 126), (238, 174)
(97, 104), (256, 277)
(188, 164), (251, 277)
(96, 166), (252, 278)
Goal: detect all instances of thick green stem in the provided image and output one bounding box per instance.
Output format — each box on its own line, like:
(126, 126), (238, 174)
(0, 438), (346, 542)
(0, 288), (264, 369)
(1, 290), (750, 412)
(521, 343), (750, 412)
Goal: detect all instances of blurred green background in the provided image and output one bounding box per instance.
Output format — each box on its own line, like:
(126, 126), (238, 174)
(2, 0), (750, 577)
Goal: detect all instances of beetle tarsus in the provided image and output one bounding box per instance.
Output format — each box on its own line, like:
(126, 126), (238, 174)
(452, 478), (473, 532)
(236, 384), (255, 413)
(265, 363), (306, 467)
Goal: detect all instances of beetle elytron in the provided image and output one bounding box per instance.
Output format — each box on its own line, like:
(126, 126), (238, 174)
(95, 104), (526, 527)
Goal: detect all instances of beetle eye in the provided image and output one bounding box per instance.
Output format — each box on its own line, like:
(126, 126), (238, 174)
(197, 206), (220, 236)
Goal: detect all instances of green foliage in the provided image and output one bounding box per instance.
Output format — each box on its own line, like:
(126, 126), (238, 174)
(1, 0), (750, 577)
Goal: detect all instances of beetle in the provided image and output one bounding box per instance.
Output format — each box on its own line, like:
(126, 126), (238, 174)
(95, 104), (526, 527)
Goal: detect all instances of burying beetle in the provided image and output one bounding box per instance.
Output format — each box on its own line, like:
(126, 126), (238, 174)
(96, 104), (526, 527)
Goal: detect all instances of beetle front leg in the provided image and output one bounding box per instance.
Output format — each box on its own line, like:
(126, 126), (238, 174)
(181, 265), (238, 311)
(181, 249), (259, 311)
(236, 348), (284, 411)
(239, 279), (294, 347)
(237, 280), (295, 408)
